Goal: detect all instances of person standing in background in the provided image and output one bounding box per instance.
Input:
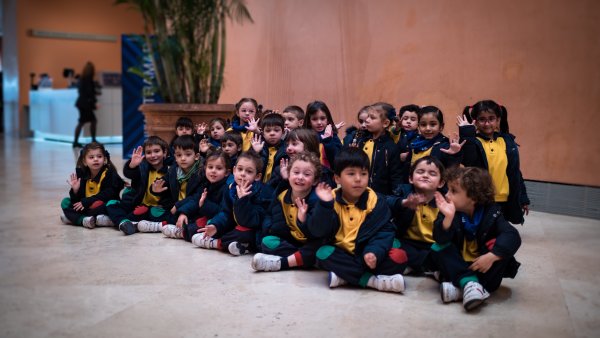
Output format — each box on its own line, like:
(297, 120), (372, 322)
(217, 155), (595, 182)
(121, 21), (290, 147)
(73, 62), (101, 148)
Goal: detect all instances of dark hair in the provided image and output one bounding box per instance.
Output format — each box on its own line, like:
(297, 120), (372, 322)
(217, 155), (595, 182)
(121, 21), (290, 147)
(209, 117), (228, 130)
(287, 128), (321, 155)
(418, 106), (444, 126)
(80, 62), (95, 81)
(76, 142), (116, 171)
(288, 151), (322, 183)
(399, 104), (420, 117)
(206, 148), (232, 171)
(445, 166), (495, 206)
(237, 150), (264, 174)
(283, 105), (305, 120)
(356, 105), (370, 119)
(303, 100), (338, 133)
(371, 101), (397, 121)
(175, 117), (194, 130)
(172, 135), (199, 153)
(221, 131), (243, 148)
(143, 136), (168, 153)
(333, 147), (370, 176)
(463, 100), (509, 134)
(409, 156), (446, 180)
(234, 97), (259, 118)
(260, 112), (285, 130)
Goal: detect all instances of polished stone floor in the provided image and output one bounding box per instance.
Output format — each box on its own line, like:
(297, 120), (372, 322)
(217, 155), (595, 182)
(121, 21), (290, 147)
(0, 137), (598, 337)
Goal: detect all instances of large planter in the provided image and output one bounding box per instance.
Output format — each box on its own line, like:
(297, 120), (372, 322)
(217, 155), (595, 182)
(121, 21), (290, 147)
(139, 103), (235, 142)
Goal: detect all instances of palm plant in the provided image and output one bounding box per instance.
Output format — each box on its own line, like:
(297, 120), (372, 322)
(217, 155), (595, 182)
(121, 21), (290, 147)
(116, 0), (253, 103)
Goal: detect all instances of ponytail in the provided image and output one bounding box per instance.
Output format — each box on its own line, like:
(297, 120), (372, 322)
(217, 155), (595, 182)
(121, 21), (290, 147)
(462, 105), (473, 123)
(499, 105), (509, 134)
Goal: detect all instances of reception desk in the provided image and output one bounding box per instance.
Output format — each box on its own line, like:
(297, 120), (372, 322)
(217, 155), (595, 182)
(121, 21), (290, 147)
(29, 88), (123, 143)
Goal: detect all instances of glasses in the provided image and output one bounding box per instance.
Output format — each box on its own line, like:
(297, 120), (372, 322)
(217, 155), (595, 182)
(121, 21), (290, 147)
(476, 116), (498, 124)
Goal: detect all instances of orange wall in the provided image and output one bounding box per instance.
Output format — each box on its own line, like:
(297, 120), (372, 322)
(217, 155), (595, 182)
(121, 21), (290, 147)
(15, 0), (600, 186)
(219, 0), (600, 187)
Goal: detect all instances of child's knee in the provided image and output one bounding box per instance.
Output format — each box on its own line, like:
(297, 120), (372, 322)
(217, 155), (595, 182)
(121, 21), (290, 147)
(316, 245), (335, 261)
(388, 248), (408, 264)
(262, 235), (281, 250)
(61, 198), (71, 209)
(90, 200), (105, 209)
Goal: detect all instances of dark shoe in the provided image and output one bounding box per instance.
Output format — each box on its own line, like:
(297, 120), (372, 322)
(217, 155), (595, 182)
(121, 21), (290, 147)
(119, 221), (136, 236)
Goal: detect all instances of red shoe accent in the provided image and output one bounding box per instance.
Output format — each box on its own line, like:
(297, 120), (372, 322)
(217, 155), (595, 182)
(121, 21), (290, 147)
(90, 200), (105, 209)
(388, 248), (408, 264)
(293, 251), (304, 267)
(133, 205), (149, 216)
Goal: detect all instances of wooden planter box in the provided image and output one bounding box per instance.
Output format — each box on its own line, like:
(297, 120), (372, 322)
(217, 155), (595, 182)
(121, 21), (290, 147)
(139, 103), (235, 142)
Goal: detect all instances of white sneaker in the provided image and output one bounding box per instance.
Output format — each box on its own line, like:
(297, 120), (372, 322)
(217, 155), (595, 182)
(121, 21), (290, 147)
(328, 271), (348, 288)
(371, 274), (405, 293)
(228, 241), (249, 256)
(82, 216), (96, 229)
(462, 281), (490, 311)
(161, 224), (183, 238)
(60, 214), (72, 225)
(191, 233), (219, 249)
(441, 282), (462, 303)
(138, 220), (163, 233)
(95, 214), (114, 227)
(251, 253), (281, 272)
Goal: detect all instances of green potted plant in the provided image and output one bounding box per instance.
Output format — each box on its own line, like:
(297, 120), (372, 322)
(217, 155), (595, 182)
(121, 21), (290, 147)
(116, 0), (253, 141)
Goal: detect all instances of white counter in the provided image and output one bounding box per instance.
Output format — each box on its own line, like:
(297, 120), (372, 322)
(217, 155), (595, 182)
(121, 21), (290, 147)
(29, 88), (123, 143)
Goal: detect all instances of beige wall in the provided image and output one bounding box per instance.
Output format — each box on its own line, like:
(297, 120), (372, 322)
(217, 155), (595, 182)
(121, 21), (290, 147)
(14, 0), (600, 186)
(220, 0), (600, 186)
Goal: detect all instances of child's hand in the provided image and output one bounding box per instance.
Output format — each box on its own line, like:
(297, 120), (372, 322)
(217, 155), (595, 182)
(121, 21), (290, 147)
(440, 132), (466, 155)
(129, 146), (144, 168)
(400, 152), (409, 162)
(295, 197), (308, 223)
(315, 182), (333, 202)
(402, 193), (427, 210)
(198, 188), (208, 208)
(321, 124), (333, 139)
(170, 206), (177, 214)
(197, 224), (217, 237)
(522, 204), (529, 216)
(176, 214), (188, 228)
(199, 138), (211, 153)
(152, 179), (168, 193)
(456, 114), (475, 127)
(434, 192), (455, 226)
(251, 134), (264, 153)
(196, 122), (207, 135)
(72, 201), (84, 212)
(67, 172), (81, 194)
(236, 179), (253, 199)
(363, 252), (377, 269)
(469, 252), (500, 273)
(247, 117), (261, 133)
(335, 121), (345, 130)
(279, 158), (289, 180)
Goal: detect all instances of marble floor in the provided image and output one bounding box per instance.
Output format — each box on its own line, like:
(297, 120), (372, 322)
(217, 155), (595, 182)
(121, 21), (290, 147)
(0, 137), (598, 338)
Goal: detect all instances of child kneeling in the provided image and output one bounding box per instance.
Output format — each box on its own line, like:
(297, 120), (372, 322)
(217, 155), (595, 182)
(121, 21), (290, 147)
(309, 148), (408, 293)
(433, 166), (521, 311)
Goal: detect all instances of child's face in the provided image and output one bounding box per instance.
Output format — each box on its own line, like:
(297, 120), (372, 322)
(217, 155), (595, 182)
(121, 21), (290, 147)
(84, 149), (105, 171)
(289, 160), (317, 195)
(335, 166), (369, 203)
(409, 161), (444, 193)
(174, 147), (199, 171)
(474, 111), (499, 138)
(400, 111), (418, 131)
(210, 122), (226, 140)
(263, 125), (283, 145)
(286, 138), (305, 156)
(176, 126), (193, 137)
(309, 110), (328, 133)
(237, 102), (256, 123)
(365, 111), (389, 135)
(357, 111), (368, 130)
(144, 144), (166, 168)
(446, 181), (475, 213)
(418, 113), (443, 139)
(221, 140), (240, 157)
(205, 157), (229, 183)
(282, 112), (303, 130)
(233, 157), (261, 185)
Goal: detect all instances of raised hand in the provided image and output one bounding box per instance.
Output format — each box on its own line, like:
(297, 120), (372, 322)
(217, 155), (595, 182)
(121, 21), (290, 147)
(434, 191), (455, 220)
(440, 132), (466, 155)
(236, 179), (253, 199)
(321, 124), (333, 139)
(335, 121), (346, 130)
(279, 158), (289, 180)
(296, 197), (308, 223)
(315, 182), (333, 202)
(456, 114), (475, 127)
(198, 188), (208, 208)
(196, 122), (207, 135)
(129, 146), (144, 168)
(67, 172), (81, 194)
(363, 252), (377, 269)
(251, 134), (264, 153)
(247, 117), (261, 133)
(402, 192), (427, 210)
(152, 179), (168, 193)
(199, 138), (211, 153)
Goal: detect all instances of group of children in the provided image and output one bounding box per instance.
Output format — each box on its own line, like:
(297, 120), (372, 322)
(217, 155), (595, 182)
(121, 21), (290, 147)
(60, 97), (529, 312)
